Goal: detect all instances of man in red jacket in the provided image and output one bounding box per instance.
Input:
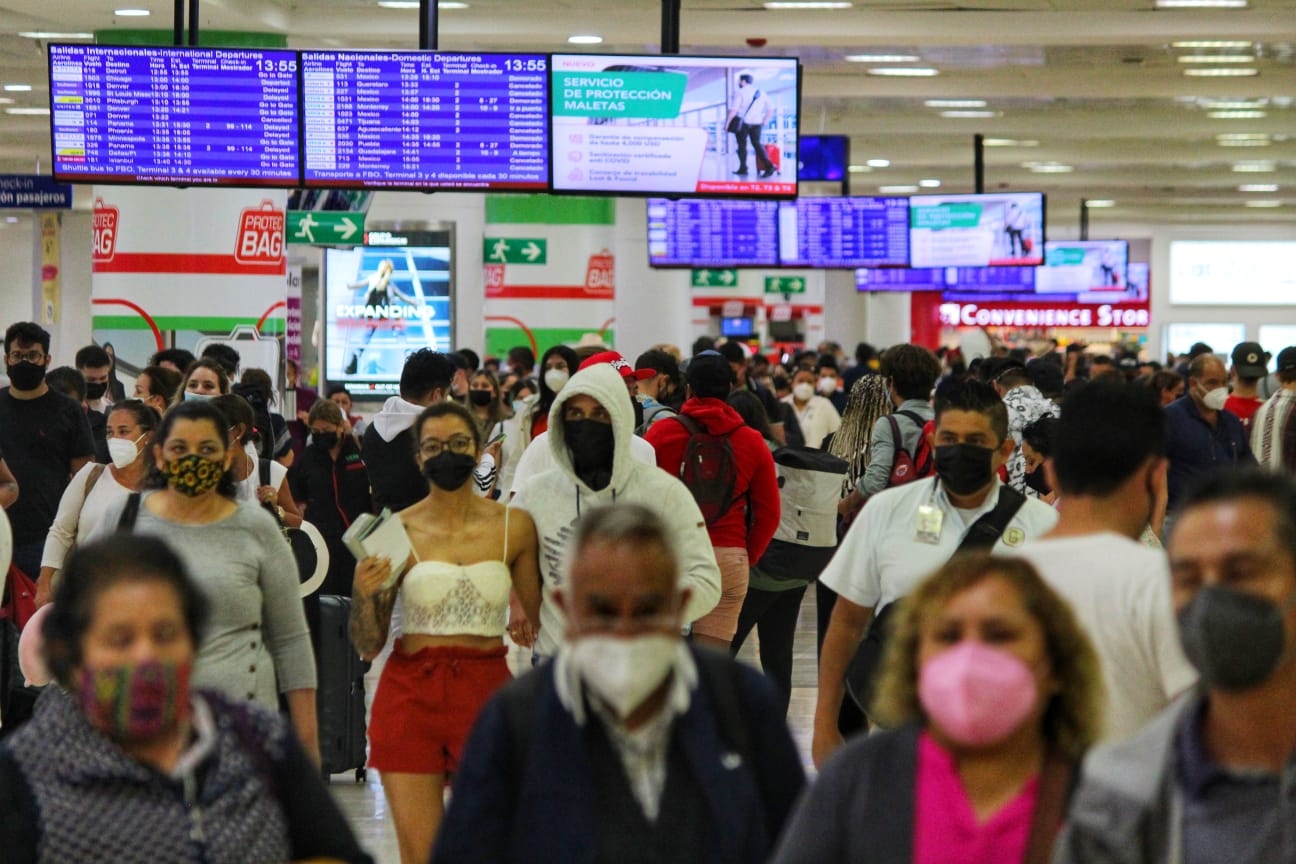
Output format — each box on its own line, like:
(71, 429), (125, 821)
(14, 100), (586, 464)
(646, 351), (780, 648)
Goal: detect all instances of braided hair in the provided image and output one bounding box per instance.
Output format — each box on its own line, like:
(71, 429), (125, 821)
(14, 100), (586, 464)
(828, 374), (894, 484)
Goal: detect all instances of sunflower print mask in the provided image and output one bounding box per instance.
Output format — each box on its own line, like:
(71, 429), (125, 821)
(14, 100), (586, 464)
(163, 453), (224, 497)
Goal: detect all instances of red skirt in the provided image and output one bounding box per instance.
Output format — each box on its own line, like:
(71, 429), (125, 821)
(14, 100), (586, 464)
(368, 641), (511, 774)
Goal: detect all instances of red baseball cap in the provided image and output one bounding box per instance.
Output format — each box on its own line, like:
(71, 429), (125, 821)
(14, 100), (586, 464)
(579, 350), (656, 381)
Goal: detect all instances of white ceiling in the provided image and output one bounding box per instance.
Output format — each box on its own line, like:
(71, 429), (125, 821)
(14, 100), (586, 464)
(1, 0), (1294, 227)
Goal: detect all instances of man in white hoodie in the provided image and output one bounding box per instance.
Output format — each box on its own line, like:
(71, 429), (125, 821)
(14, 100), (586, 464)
(513, 363), (722, 661)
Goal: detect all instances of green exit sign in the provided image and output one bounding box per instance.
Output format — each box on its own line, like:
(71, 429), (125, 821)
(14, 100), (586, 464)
(483, 237), (547, 265)
(691, 268), (738, 288)
(287, 211), (364, 245)
(765, 276), (806, 294)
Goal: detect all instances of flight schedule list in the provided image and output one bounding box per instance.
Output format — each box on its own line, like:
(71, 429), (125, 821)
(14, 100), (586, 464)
(780, 197), (910, 268)
(302, 52), (549, 190)
(49, 45), (299, 186)
(647, 199), (779, 267)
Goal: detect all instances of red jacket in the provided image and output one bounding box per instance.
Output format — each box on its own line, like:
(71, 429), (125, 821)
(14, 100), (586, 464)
(646, 397), (781, 562)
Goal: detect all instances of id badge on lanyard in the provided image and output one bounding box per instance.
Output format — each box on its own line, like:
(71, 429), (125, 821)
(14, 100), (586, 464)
(915, 478), (944, 545)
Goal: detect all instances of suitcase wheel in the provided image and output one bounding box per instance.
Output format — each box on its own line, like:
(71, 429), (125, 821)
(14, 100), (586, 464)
(355, 767), (367, 783)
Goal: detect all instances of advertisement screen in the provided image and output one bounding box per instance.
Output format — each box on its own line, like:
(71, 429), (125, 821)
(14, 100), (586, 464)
(49, 44), (299, 187)
(1169, 241), (1296, 305)
(324, 230), (452, 394)
(909, 192), (1045, 268)
(779, 196), (909, 268)
(550, 54), (799, 197)
(796, 135), (848, 182)
(301, 51), (548, 191)
(647, 198), (778, 267)
(1035, 240), (1129, 297)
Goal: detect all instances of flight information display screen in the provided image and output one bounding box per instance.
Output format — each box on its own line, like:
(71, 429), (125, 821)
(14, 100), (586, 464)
(854, 267), (947, 292)
(779, 196), (909, 268)
(647, 198), (779, 268)
(942, 265), (1039, 301)
(49, 44), (299, 186)
(301, 51), (549, 190)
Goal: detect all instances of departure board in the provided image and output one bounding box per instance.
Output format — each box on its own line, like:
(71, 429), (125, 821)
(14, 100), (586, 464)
(48, 44), (299, 187)
(779, 197), (909, 268)
(647, 198), (779, 268)
(854, 267), (946, 292)
(942, 266), (1038, 301)
(301, 51), (549, 190)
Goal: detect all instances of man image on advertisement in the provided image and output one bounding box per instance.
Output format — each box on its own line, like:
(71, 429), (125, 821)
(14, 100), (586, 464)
(725, 72), (776, 180)
(1004, 201), (1030, 258)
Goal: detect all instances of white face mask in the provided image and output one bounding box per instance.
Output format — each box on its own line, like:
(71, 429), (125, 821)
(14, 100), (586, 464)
(1201, 386), (1229, 412)
(568, 633), (678, 718)
(817, 377), (838, 395)
(543, 368), (570, 393)
(792, 382), (815, 402)
(106, 433), (145, 470)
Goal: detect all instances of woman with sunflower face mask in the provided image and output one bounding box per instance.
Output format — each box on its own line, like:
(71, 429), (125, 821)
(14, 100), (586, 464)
(88, 400), (319, 763)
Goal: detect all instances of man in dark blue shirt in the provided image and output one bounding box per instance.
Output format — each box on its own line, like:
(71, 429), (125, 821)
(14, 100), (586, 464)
(1165, 353), (1255, 511)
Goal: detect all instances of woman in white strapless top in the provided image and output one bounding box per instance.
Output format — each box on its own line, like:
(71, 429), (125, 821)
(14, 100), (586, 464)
(351, 401), (541, 864)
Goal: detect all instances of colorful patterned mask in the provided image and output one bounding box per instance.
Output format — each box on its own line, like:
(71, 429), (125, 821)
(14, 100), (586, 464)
(77, 659), (191, 742)
(163, 453), (224, 497)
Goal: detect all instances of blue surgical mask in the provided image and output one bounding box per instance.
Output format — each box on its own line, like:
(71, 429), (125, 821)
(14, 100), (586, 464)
(183, 390), (213, 402)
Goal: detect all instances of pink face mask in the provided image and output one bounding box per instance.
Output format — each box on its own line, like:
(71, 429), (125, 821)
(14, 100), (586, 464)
(918, 641), (1038, 747)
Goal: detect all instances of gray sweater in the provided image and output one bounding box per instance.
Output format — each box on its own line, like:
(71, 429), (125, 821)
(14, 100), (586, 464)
(92, 494), (316, 707)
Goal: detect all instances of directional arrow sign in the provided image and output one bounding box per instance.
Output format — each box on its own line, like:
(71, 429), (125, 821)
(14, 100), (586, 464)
(482, 237), (548, 265)
(764, 276), (807, 294)
(287, 211), (366, 246)
(691, 268), (738, 288)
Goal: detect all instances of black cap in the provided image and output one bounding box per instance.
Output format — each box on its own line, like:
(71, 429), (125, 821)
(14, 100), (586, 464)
(1277, 346), (1296, 373)
(635, 349), (679, 380)
(1117, 355), (1140, 370)
(1230, 341), (1270, 378)
(1026, 360), (1064, 397)
(686, 351), (737, 393)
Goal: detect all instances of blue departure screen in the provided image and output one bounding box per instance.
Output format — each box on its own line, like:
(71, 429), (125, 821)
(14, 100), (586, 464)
(942, 266), (1038, 301)
(301, 51), (549, 190)
(854, 268), (946, 291)
(780, 197), (910, 268)
(647, 198), (779, 268)
(49, 44), (299, 187)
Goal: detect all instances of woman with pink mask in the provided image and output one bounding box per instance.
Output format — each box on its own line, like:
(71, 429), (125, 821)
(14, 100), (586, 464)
(773, 554), (1102, 864)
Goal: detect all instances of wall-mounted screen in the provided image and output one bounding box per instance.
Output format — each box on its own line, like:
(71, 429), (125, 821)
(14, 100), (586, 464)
(49, 44), (300, 187)
(796, 135), (848, 182)
(721, 317), (754, 337)
(647, 198), (778, 268)
(941, 266), (1038, 301)
(549, 54), (799, 197)
(1169, 241), (1296, 305)
(855, 267), (946, 292)
(779, 196), (909, 268)
(909, 192), (1045, 268)
(1164, 323), (1247, 359)
(1035, 240), (1129, 297)
(324, 229), (453, 394)
(301, 51), (548, 191)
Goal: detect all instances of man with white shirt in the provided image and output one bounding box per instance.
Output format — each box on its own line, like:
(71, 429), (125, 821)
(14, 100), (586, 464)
(1014, 378), (1197, 742)
(725, 72), (776, 179)
(1251, 345), (1296, 475)
(811, 378), (1059, 766)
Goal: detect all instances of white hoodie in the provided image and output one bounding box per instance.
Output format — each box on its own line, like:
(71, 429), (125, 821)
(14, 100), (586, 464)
(513, 364), (721, 656)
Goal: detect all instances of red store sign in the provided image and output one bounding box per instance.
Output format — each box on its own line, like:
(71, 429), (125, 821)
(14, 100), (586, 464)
(939, 301), (1150, 329)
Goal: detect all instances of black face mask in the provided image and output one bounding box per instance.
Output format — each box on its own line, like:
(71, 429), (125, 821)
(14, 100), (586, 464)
(1179, 585), (1293, 692)
(311, 431), (340, 450)
(565, 419), (615, 490)
(421, 452), (477, 491)
(85, 381), (108, 401)
(1024, 464), (1051, 496)
(468, 389), (494, 407)
(6, 361), (46, 392)
(935, 443), (996, 496)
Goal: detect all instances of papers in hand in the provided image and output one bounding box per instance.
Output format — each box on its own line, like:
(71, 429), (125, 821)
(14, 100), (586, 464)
(342, 508), (411, 591)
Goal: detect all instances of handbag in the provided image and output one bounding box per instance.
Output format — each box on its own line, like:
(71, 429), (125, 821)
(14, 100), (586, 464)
(1, 564), (38, 631)
(726, 115), (742, 134)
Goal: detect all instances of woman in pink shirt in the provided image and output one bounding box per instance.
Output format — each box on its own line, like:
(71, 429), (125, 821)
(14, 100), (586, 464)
(773, 554), (1102, 864)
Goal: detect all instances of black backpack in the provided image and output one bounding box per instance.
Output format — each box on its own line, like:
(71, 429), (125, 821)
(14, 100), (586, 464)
(674, 413), (741, 526)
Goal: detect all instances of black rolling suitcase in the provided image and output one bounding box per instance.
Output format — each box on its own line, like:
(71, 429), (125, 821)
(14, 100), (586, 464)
(315, 594), (368, 782)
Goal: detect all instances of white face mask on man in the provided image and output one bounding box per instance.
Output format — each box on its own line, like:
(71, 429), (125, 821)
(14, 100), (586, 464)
(567, 634), (678, 718)
(1200, 384), (1229, 412)
(792, 382), (815, 402)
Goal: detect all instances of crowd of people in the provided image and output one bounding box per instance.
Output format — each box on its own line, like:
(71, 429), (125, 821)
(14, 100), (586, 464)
(0, 319), (1293, 864)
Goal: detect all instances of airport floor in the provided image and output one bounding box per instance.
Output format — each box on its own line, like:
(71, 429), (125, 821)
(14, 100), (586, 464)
(331, 589), (822, 862)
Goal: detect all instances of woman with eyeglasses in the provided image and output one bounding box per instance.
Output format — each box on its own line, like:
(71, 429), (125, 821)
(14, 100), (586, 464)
(350, 401), (541, 864)
(36, 400), (161, 608)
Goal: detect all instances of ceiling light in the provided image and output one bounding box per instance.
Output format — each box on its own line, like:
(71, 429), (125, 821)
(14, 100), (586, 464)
(0, 98), (14, 105)
(1217, 132), (1270, 140)
(865, 158), (890, 168)
(983, 138), (1040, 147)
(1183, 68), (1259, 77)
(847, 165), (872, 173)
(568, 35), (604, 44)
(18, 31), (94, 39)
(4, 217), (18, 224)
(1217, 139), (1271, 146)
(1239, 184), (1279, 192)
(924, 99), (986, 108)
(868, 67), (939, 77)
(3, 85), (31, 93)
(1173, 40), (1252, 49)
(1024, 162), (1074, 173)
(377, 1), (420, 6)
(879, 185), (919, 194)
(4, 107), (50, 115)
(845, 54), (918, 63)
(764, 1), (853, 7)
(1233, 161), (1277, 172)
(114, 8), (152, 15)
(939, 110), (1000, 118)
(918, 179), (941, 188)
(1156, 0), (1247, 7)
(1201, 99), (1268, 109)
(1245, 200), (1282, 207)
(1085, 200), (1117, 208)
(1208, 110), (1267, 118)
(1177, 55), (1256, 63)
(439, 1), (470, 6)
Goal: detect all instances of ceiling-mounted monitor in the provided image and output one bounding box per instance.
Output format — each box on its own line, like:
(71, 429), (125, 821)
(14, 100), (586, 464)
(647, 198), (779, 268)
(49, 44), (300, 187)
(796, 135), (849, 183)
(909, 191), (1046, 268)
(301, 51), (549, 191)
(1035, 240), (1130, 298)
(779, 196), (909, 268)
(549, 53), (799, 197)
(854, 268), (947, 292)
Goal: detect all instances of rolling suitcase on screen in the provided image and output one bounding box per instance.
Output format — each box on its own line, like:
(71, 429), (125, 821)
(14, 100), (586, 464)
(316, 594), (368, 782)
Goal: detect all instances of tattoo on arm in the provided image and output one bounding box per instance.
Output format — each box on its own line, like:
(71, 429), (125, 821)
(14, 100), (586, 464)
(349, 587), (397, 659)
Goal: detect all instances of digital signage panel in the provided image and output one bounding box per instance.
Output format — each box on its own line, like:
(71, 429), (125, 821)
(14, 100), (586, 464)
(779, 196), (909, 268)
(909, 192), (1045, 268)
(1035, 240), (1130, 298)
(647, 198), (779, 268)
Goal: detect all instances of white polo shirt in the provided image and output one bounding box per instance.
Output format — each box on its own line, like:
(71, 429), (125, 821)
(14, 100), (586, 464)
(820, 476), (1059, 612)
